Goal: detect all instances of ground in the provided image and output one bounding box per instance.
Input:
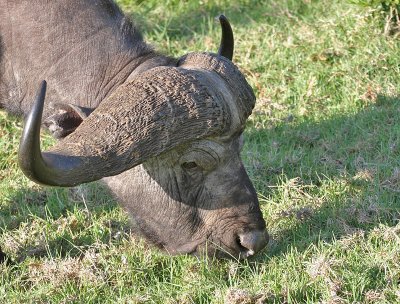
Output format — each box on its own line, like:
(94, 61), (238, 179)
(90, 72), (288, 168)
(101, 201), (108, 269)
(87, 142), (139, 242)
(1, 0), (400, 303)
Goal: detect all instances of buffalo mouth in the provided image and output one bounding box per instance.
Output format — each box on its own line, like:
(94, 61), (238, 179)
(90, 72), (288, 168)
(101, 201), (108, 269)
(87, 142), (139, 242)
(165, 229), (269, 259)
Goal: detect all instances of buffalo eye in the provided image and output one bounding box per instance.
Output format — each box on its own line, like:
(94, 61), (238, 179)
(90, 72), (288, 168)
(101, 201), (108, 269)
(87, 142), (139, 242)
(182, 161), (198, 170)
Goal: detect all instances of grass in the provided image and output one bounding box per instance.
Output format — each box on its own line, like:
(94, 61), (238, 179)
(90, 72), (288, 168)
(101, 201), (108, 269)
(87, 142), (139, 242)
(1, 0), (400, 303)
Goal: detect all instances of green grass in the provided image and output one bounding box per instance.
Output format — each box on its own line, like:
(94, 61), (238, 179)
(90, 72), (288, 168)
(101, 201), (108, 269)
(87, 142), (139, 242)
(1, 0), (400, 303)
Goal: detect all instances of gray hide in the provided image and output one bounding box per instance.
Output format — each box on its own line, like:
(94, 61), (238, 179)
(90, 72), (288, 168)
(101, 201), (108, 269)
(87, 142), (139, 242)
(0, 0), (268, 258)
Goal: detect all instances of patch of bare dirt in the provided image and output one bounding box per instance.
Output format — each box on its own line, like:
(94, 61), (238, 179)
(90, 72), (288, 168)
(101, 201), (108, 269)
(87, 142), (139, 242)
(27, 249), (105, 286)
(305, 254), (344, 303)
(381, 167), (400, 192)
(278, 206), (314, 221)
(224, 288), (272, 304)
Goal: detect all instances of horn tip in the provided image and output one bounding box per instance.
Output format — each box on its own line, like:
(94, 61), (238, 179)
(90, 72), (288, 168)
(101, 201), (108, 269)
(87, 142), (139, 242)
(218, 14), (227, 22)
(40, 80), (47, 93)
(216, 15), (230, 28)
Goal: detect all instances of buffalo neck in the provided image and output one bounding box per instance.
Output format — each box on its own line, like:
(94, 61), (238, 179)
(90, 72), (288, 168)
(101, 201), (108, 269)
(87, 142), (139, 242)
(0, 0), (173, 118)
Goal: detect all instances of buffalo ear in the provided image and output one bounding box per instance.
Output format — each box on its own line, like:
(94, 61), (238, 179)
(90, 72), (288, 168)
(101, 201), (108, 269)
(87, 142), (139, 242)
(43, 103), (93, 139)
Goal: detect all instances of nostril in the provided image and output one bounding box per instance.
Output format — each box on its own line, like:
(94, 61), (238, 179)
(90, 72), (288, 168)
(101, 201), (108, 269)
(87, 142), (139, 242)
(235, 235), (250, 253)
(237, 230), (269, 257)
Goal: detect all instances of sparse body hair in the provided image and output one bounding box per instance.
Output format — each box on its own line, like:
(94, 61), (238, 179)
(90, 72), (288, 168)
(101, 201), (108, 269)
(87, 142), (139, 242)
(0, 0), (268, 258)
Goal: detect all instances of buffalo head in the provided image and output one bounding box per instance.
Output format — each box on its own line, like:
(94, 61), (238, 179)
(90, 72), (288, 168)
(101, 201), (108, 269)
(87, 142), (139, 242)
(18, 16), (268, 258)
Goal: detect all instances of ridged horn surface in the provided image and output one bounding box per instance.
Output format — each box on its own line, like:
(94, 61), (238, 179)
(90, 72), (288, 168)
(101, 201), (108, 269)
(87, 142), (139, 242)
(19, 52), (256, 187)
(19, 66), (230, 186)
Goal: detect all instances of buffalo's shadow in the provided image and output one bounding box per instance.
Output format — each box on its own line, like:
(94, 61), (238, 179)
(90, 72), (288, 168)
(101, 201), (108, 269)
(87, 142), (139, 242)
(0, 182), (130, 262)
(244, 94), (400, 258)
(1, 96), (399, 262)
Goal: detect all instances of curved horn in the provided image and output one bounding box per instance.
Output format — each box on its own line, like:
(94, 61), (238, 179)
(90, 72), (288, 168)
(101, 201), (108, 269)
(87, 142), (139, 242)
(18, 80), (47, 184)
(18, 67), (231, 187)
(19, 80), (84, 186)
(217, 15), (234, 60)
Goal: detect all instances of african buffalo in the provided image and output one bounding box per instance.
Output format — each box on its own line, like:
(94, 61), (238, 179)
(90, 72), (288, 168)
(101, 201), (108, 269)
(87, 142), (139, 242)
(0, 0), (268, 258)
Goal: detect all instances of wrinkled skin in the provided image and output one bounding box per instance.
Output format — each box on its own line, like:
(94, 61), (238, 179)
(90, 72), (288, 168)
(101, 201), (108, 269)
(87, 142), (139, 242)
(0, 0), (268, 258)
(104, 134), (266, 257)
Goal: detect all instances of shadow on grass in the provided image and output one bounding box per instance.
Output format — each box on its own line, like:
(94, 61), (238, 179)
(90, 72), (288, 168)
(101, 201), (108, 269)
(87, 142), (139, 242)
(1, 96), (399, 264)
(245, 94), (400, 259)
(0, 182), (130, 262)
